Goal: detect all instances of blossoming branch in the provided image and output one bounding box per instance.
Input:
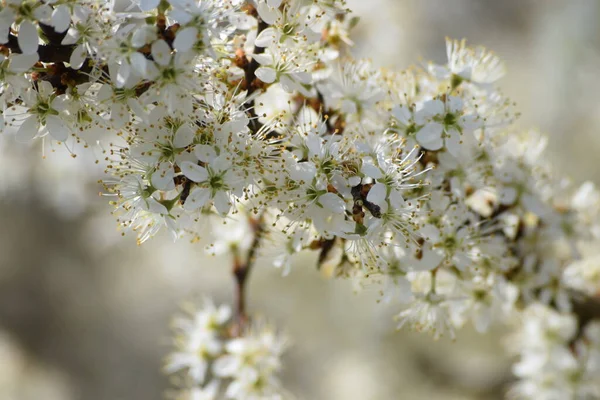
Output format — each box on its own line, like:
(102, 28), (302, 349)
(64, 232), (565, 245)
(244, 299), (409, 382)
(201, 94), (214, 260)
(1, 0), (600, 398)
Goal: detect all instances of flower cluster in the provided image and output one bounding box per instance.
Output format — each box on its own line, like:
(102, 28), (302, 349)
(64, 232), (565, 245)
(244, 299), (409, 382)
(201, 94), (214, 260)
(2, 0), (600, 398)
(165, 300), (288, 400)
(508, 304), (600, 399)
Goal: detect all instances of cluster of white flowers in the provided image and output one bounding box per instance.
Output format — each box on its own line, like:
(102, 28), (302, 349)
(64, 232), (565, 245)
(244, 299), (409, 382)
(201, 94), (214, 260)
(2, 0), (600, 397)
(166, 300), (288, 400)
(508, 304), (600, 399)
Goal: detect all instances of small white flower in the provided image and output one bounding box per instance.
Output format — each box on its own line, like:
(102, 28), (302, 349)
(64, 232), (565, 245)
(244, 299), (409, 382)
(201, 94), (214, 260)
(429, 38), (505, 87)
(395, 291), (456, 340)
(14, 81), (71, 142)
(254, 47), (313, 95)
(415, 95), (479, 156)
(180, 154), (242, 215)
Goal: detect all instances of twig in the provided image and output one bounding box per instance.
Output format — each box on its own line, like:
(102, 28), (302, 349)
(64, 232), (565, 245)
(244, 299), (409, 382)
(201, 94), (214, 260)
(241, 3), (269, 134)
(231, 212), (265, 335)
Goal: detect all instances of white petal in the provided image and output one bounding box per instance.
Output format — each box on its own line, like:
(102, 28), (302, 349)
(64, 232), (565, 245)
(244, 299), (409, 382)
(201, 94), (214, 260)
(291, 71), (311, 84)
(16, 115), (39, 142)
(340, 99), (357, 114)
(130, 51), (151, 79)
(445, 128), (462, 157)
(140, 0), (160, 11)
(366, 182), (386, 206)
(416, 246), (444, 271)
(391, 105), (411, 125)
(184, 187), (211, 211)
(45, 115), (69, 141)
(110, 102), (129, 129)
(115, 62), (130, 88)
(348, 176), (361, 186)
(453, 250), (471, 271)
(51, 95), (68, 113)
(194, 145), (216, 163)
(361, 163), (383, 179)
(8, 53), (38, 72)
(447, 96), (463, 113)
(420, 224), (441, 242)
(151, 162), (175, 190)
(174, 124), (195, 148)
(33, 5), (52, 22)
(51, 5), (71, 33)
(69, 44), (87, 70)
(228, 13), (255, 30)
(499, 186), (517, 205)
(255, 27), (277, 47)
(144, 196), (168, 214)
(180, 161), (208, 182)
(131, 25), (154, 48)
(18, 21), (39, 55)
(96, 84), (113, 102)
(320, 193), (346, 214)
(251, 53), (272, 65)
(61, 27), (79, 45)
(212, 155), (231, 173)
(257, 3), (279, 25)
(288, 161), (316, 182)
(213, 191), (232, 215)
(37, 81), (53, 98)
(222, 115), (248, 134)
(279, 74), (300, 93)
(255, 66), (277, 83)
(305, 134), (322, 158)
(173, 26), (198, 53)
(0, 25), (7, 45)
(151, 39), (172, 66)
(127, 98), (148, 123)
(415, 100), (442, 124)
(424, 99), (445, 116)
(416, 123), (444, 150)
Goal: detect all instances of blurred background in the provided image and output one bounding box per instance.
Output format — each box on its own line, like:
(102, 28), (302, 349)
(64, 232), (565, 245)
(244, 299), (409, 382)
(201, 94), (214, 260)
(2, 1), (600, 399)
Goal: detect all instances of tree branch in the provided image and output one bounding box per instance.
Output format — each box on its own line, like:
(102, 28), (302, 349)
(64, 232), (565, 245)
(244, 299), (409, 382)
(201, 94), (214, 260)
(573, 294), (600, 336)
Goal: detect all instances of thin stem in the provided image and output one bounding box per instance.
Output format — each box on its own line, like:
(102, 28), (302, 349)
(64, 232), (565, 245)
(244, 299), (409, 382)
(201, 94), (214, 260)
(231, 212), (265, 335)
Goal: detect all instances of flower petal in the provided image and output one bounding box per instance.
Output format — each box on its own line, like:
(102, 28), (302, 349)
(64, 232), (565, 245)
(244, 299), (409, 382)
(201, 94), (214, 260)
(173, 26), (198, 53)
(416, 123), (444, 150)
(51, 5), (71, 33)
(213, 190), (232, 215)
(69, 44), (87, 70)
(174, 124), (195, 148)
(151, 39), (172, 66)
(18, 21), (39, 55)
(45, 115), (69, 141)
(255, 66), (277, 83)
(184, 187), (211, 211)
(151, 162), (175, 190)
(8, 53), (38, 72)
(445, 127), (462, 157)
(194, 145), (216, 163)
(255, 27), (277, 47)
(366, 182), (386, 206)
(320, 193), (346, 214)
(16, 115), (39, 142)
(140, 0), (160, 11)
(180, 161), (208, 182)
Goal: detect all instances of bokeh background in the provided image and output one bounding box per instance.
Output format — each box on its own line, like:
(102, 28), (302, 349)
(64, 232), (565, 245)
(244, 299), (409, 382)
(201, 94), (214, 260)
(2, 1), (600, 399)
